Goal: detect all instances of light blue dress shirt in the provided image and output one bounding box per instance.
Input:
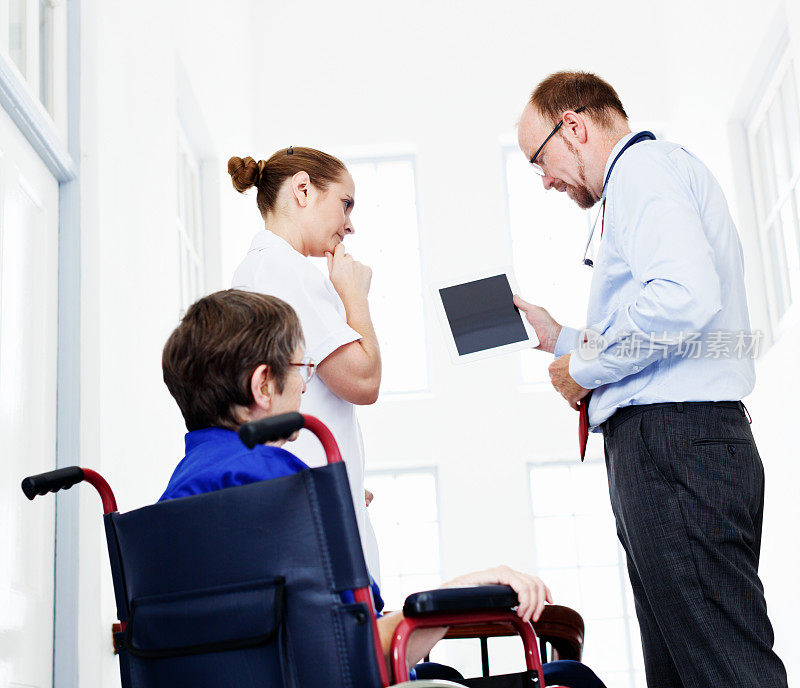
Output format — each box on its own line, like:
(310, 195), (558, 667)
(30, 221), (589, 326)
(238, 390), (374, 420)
(554, 133), (756, 429)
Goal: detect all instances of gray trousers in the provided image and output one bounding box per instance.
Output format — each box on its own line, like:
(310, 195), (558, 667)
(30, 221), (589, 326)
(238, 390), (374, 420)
(602, 401), (787, 688)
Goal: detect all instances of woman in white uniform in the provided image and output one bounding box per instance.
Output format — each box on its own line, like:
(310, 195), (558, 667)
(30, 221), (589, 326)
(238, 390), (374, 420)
(228, 147), (381, 576)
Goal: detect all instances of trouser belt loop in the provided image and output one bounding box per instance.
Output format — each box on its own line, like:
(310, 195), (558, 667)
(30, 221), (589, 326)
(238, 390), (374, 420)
(741, 401), (752, 424)
(675, 402), (684, 412)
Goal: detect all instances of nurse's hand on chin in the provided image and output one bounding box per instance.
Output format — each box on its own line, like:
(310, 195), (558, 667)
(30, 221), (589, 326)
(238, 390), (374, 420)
(326, 243), (372, 303)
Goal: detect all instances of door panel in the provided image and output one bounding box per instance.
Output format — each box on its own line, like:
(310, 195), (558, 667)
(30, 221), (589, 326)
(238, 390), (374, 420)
(0, 102), (59, 688)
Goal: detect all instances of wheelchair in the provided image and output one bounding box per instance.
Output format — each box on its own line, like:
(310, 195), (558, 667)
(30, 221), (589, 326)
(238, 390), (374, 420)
(22, 412), (583, 688)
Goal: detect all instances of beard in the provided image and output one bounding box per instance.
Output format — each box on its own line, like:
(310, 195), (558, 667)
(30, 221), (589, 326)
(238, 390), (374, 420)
(561, 136), (599, 210)
(567, 182), (596, 210)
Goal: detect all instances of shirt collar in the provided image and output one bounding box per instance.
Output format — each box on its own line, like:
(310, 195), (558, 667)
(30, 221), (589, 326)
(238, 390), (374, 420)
(184, 426), (239, 453)
(602, 132), (637, 191)
(248, 229), (303, 257)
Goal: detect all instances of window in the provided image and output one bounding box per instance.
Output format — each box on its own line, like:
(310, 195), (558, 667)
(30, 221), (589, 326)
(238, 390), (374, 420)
(176, 124), (205, 314)
(365, 468), (441, 610)
(747, 47), (800, 335)
(339, 156), (428, 393)
(2, 0), (66, 122)
(529, 461), (644, 688)
(503, 146), (593, 384)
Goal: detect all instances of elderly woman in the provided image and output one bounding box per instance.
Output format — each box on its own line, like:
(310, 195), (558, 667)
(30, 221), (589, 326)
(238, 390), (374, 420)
(159, 289), (606, 687)
(228, 147), (381, 575)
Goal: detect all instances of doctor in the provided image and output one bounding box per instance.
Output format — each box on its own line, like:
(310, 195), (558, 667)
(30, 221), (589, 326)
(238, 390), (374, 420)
(513, 71), (787, 688)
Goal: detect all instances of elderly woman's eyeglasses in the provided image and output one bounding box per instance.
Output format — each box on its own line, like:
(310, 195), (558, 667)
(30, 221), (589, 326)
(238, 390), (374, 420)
(290, 356), (316, 384)
(529, 106), (586, 176)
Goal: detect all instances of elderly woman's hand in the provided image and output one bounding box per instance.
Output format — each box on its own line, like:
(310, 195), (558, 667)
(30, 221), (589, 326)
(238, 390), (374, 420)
(326, 243), (372, 304)
(442, 565), (553, 623)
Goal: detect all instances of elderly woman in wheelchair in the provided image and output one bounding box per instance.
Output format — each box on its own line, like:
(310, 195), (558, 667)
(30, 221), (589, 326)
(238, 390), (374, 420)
(144, 288), (603, 688)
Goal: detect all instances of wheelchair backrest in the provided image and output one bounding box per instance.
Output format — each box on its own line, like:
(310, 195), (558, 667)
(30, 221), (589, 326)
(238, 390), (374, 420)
(104, 461), (384, 688)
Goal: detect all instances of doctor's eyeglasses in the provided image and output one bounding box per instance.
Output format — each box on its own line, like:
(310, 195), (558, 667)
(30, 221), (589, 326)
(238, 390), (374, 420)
(290, 356), (316, 384)
(529, 105), (586, 176)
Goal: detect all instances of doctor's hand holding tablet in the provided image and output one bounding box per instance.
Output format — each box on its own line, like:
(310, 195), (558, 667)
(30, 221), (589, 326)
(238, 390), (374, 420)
(434, 269), (588, 409)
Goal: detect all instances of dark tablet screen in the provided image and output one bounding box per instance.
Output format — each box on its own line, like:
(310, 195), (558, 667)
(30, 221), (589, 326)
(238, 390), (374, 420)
(439, 274), (528, 355)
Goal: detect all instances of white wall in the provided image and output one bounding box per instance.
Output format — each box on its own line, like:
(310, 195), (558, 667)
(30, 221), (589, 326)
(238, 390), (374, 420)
(76, 2), (257, 686)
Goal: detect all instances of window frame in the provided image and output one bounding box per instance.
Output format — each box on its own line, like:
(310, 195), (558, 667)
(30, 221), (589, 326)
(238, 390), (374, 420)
(0, 0), (67, 140)
(176, 121), (205, 314)
(746, 44), (800, 340)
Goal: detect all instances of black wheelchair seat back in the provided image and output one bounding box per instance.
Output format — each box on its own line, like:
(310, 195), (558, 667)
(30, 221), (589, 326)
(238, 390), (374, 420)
(104, 461), (383, 688)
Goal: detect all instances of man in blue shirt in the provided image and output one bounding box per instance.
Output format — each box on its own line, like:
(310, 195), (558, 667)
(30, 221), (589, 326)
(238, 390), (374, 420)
(514, 71), (787, 688)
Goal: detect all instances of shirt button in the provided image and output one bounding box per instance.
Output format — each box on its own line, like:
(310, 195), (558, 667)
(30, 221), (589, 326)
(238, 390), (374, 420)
(594, 380), (602, 385)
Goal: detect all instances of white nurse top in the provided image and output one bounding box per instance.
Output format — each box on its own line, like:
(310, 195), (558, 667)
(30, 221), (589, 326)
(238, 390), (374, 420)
(232, 230), (381, 579)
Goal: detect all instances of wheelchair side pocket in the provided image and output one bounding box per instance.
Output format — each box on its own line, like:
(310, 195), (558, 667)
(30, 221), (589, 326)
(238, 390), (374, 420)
(121, 576), (288, 688)
(332, 603), (384, 688)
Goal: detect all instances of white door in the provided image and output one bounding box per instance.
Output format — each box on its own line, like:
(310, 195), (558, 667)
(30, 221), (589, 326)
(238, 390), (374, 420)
(0, 101), (59, 687)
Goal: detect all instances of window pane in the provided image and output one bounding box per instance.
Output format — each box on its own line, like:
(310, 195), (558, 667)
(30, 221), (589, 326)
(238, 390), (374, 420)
(795, 180), (800, 251)
(365, 470), (441, 610)
(579, 565), (623, 618)
(534, 515), (578, 568)
(176, 127), (205, 313)
(530, 463), (642, 687)
(767, 220), (791, 318)
(572, 462), (611, 516)
(756, 119), (778, 215)
(780, 199), (800, 290)
(538, 567), (580, 609)
(768, 94), (791, 181)
(504, 148), (592, 384)
(343, 158), (427, 393)
(781, 65), (800, 176)
(9, 0), (27, 76)
(530, 465), (574, 516)
(575, 515), (620, 567)
(582, 618), (630, 673)
(39, 0), (53, 112)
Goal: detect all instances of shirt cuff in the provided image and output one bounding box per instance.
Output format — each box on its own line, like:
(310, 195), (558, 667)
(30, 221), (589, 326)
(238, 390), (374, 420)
(568, 353), (607, 391)
(554, 326), (581, 358)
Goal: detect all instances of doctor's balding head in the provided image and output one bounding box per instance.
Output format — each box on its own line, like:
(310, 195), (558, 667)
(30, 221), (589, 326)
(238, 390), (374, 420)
(518, 71), (632, 210)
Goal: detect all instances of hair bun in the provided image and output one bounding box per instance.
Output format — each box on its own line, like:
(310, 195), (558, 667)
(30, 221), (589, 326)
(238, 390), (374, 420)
(227, 156), (261, 193)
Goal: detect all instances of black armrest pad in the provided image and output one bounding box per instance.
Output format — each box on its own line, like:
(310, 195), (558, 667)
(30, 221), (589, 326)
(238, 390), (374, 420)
(403, 585), (519, 617)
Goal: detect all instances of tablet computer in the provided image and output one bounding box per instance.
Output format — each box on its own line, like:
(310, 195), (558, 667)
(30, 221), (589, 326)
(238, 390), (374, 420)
(434, 268), (539, 363)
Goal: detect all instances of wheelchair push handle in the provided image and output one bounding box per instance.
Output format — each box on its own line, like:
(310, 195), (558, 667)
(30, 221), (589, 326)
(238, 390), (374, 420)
(238, 413), (342, 464)
(238, 412), (305, 448)
(21, 466), (118, 514)
(22, 466), (84, 500)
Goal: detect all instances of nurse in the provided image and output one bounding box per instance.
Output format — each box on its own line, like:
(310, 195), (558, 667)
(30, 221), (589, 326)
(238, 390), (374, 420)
(229, 147), (381, 575)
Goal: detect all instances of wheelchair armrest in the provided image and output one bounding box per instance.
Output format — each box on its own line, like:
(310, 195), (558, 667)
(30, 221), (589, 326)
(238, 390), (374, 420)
(403, 585), (518, 617)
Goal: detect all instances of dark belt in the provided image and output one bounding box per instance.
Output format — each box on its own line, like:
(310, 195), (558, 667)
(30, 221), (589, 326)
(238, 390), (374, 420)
(602, 400), (747, 438)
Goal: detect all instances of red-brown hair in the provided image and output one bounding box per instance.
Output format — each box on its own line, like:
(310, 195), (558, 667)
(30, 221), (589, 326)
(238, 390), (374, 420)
(228, 147), (348, 217)
(529, 71), (628, 129)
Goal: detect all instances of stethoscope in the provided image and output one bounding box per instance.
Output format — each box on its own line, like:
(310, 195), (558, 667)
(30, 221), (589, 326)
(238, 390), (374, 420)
(582, 131), (656, 267)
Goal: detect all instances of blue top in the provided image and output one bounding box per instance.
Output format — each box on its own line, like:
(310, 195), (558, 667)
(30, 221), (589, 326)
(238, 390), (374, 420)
(160, 426), (383, 613)
(555, 133), (755, 428)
